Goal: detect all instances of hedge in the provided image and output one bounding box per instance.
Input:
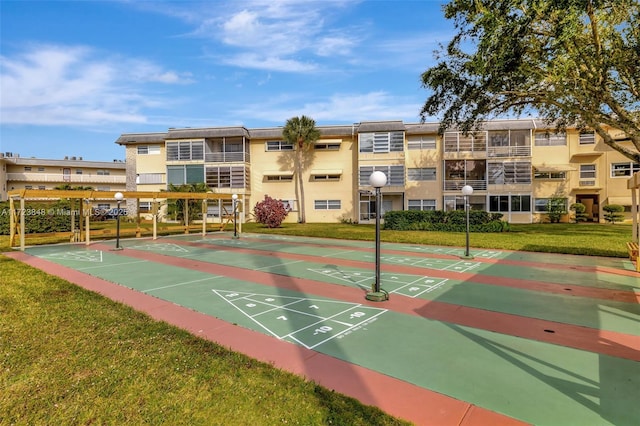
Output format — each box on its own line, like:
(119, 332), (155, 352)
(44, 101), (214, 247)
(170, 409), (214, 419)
(383, 210), (508, 233)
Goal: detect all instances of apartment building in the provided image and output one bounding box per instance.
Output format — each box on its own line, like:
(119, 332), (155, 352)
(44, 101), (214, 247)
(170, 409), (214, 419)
(0, 153), (127, 210)
(115, 119), (639, 224)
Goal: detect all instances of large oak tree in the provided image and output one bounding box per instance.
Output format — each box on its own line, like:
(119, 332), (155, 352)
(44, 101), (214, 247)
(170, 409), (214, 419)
(420, 0), (640, 162)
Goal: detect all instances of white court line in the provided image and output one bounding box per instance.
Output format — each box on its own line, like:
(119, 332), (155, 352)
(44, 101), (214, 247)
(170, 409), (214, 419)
(146, 276), (223, 292)
(78, 260), (148, 270)
(291, 309), (388, 350)
(322, 250), (354, 258)
(254, 259), (304, 271)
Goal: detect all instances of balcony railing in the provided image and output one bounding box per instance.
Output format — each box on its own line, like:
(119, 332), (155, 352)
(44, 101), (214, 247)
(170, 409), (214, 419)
(7, 173), (126, 184)
(443, 179), (487, 191)
(487, 145), (531, 157)
(205, 152), (249, 163)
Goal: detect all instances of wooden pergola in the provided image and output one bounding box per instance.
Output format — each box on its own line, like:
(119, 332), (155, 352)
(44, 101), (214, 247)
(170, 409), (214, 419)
(7, 189), (238, 251)
(629, 171), (640, 243)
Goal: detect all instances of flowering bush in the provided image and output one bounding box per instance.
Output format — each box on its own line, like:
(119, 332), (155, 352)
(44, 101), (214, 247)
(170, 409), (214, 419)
(253, 195), (289, 228)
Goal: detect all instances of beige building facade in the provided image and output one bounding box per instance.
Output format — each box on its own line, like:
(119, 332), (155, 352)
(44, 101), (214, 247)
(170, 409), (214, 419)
(0, 153), (126, 210)
(115, 119), (639, 224)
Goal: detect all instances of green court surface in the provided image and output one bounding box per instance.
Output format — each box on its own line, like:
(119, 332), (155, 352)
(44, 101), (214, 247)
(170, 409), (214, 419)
(23, 233), (640, 426)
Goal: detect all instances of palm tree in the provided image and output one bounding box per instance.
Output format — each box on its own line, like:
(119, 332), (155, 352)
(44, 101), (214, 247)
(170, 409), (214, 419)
(282, 116), (320, 223)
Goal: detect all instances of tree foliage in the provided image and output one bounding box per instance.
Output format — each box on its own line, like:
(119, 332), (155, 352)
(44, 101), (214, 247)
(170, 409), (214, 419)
(253, 195), (289, 228)
(602, 204), (624, 223)
(282, 116), (321, 223)
(166, 182), (208, 223)
(421, 0), (640, 162)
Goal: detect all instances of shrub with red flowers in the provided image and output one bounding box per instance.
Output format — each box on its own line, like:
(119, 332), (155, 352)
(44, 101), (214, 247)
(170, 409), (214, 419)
(253, 195), (289, 228)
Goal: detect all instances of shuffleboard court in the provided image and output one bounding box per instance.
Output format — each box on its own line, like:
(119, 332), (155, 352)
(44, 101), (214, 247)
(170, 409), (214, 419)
(11, 232), (640, 426)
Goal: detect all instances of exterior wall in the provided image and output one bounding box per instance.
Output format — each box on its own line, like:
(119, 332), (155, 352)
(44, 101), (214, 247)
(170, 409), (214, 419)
(115, 120), (639, 225)
(0, 158), (7, 202)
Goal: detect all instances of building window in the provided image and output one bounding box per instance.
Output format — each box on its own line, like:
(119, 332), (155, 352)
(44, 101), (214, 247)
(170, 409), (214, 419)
(407, 168), (436, 181)
(534, 198), (567, 213)
(137, 173), (164, 184)
(489, 195), (530, 212)
(38, 185), (46, 190)
(266, 175), (293, 182)
(359, 131), (404, 153)
(611, 162), (640, 177)
(534, 132), (566, 146)
(408, 199), (436, 210)
(37, 167), (45, 172)
(266, 141), (294, 151)
(579, 131), (595, 144)
(407, 136), (436, 150)
(24, 166), (32, 171)
(311, 174), (341, 181)
(534, 171), (567, 180)
(96, 170), (110, 175)
(96, 186), (110, 191)
(314, 200), (341, 210)
(580, 164), (596, 179)
(166, 141), (204, 161)
(25, 185), (33, 189)
(167, 165), (205, 185)
(206, 166), (246, 188)
(76, 169), (83, 174)
(358, 165), (405, 186)
(488, 162), (531, 184)
(314, 143), (341, 150)
(444, 132), (487, 153)
(138, 145), (160, 155)
(139, 202), (152, 212)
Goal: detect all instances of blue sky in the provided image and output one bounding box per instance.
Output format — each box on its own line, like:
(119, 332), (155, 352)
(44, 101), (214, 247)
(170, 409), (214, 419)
(1, 0), (452, 161)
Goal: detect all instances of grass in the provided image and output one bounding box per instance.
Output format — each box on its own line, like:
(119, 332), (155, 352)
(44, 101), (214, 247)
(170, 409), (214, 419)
(240, 222), (632, 258)
(0, 255), (409, 425)
(0, 220), (632, 424)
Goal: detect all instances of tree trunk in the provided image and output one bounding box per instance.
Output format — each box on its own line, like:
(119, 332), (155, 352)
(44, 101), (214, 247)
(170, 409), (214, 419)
(296, 147), (306, 223)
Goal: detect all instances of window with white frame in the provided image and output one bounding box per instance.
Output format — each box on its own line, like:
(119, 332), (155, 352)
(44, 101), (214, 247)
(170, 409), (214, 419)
(96, 170), (110, 175)
(534, 198), (567, 213)
(314, 142), (340, 150)
(137, 173), (164, 184)
(167, 165), (205, 185)
(358, 165), (405, 186)
(314, 199), (341, 210)
(611, 162), (640, 177)
(489, 194), (530, 212)
(534, 170), (567, 180)
(579, 131), (595, 144)
(266, 140), (294, 151)
(266, 175), (293, 182)
(580, 164), (596, 179)
(206, 166), (246, 188)
(407, 168), (436, 181)
(137, 145), (161, 154)
(407, 135), (436, 150)
(488, 162), (531, 184)
(408, 199), (436, 210)
(534, 132), (566, 146)
(444, 132), (487, 152)
(166, 141), (204, 161)
(139, 202), (152, 212)
(311, 173), (341, 181)
(358, 131), (404, 153)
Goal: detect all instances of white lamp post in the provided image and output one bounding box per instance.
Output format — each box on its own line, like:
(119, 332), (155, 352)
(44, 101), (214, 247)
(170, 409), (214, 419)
(232, 194), (239, 239)
(366, 171), (389, 302)
(114, 192), (124, 250)
(461, 185), (474, 259)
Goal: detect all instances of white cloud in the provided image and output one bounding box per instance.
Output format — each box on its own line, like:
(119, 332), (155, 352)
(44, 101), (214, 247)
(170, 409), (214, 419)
(233, 91), (423, 124)
(0, 44), (191, 126)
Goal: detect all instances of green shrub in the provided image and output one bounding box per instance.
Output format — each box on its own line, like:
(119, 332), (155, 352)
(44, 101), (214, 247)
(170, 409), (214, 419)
(0, 201), (77, 235)
(603, 204), (624, 223)
(383, 209), (506, 232)
(569, 203), (588, 223)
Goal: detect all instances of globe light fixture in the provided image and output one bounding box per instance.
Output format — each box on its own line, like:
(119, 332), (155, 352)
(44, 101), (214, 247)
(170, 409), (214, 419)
(461, 185), (474, 259)
(366, 171), (389, 302)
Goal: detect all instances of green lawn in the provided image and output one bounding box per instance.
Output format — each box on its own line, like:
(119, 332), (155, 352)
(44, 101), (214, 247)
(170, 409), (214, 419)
(0, 221), (633, 424)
